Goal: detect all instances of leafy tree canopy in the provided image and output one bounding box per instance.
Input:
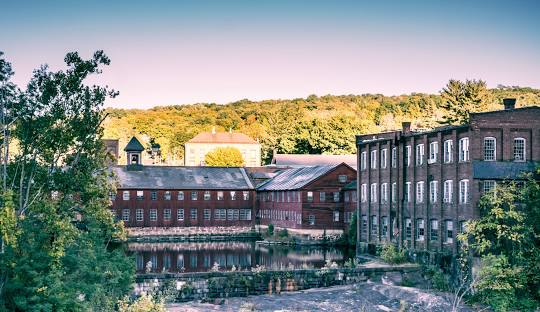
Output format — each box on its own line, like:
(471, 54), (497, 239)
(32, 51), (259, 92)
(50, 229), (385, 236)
(204, 147), (245, 167)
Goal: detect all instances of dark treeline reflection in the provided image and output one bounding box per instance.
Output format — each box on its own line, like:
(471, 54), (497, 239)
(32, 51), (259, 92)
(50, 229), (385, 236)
(129, 242), (354, 273)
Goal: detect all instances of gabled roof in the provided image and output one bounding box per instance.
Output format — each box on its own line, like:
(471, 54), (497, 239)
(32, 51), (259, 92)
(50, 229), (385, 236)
(112, 166), (254, 190)
(257, 164), (348, 191)
(271, 154), (357, 169)
(186, 132), (258, 144)
(472, 161), (538, 180)
(124, 137), (145, 152)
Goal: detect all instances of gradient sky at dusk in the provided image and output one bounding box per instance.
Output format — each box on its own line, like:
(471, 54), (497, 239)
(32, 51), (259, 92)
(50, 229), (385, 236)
(2, 0), (540, 108)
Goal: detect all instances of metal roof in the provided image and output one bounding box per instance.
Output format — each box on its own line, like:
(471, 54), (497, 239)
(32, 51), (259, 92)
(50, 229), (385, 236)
(124, 137), (145, 152)
(271, 154), (357, 169)
(112, 166), (254, 190)
(257, 164), (342, 191)
(343, 180), (357, 190)
(472, 161), (538, 180)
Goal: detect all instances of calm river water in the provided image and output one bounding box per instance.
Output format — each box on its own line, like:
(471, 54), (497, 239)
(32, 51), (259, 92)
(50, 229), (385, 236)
(129, 241), (355, 274)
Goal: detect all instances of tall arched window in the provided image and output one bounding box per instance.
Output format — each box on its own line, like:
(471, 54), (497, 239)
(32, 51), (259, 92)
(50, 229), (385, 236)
(483, 137), (496, 161)
(513, 138), (526, 161)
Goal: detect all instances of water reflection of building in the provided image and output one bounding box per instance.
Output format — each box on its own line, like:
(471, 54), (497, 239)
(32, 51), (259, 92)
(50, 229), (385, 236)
(130, 242), (349, 273)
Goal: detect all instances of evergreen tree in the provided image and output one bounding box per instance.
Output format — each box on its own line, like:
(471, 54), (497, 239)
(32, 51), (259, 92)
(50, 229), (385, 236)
(441, 79), (489, 124)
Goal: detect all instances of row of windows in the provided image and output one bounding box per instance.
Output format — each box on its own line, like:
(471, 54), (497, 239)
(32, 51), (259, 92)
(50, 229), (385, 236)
(361, 216), (465, 244)
(359, 179), (470, 204)
(483, 137), (527, 161)
(344, 191), (357, 203)
(137, 253), (252, 271)
(113, 190), (250, 201)
(260, 209), (302, 225)
(360, 138), (470, 170)
(120, 208), (252, 221)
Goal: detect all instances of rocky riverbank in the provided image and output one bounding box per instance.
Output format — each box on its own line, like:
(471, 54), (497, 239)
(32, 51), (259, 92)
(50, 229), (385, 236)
(167, 282), (473, 311)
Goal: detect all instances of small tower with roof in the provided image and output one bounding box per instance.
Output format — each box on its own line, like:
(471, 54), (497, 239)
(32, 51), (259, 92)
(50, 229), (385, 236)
(124, 136), (145, 169)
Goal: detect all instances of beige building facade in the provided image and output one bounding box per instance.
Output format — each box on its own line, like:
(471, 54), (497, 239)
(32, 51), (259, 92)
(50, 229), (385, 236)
(184, 128), (261, 167)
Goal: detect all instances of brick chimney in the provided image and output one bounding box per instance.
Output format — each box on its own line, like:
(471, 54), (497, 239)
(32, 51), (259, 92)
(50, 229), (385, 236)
(402, 122), (411, 134)
(503, 98), (516, 110)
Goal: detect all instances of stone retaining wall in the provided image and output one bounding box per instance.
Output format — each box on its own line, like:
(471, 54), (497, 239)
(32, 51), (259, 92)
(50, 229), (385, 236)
(135, 265), (420, 302)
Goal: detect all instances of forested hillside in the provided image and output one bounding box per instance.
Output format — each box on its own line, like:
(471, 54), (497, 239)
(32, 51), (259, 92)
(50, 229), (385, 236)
(103, 85), (540, 165)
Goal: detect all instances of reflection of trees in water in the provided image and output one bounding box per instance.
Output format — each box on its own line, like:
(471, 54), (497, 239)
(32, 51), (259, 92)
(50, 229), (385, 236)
(132, 241), (352, 273)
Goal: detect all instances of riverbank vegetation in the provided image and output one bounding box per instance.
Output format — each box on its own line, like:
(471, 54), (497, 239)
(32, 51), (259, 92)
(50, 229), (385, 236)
(0, 51), (135, 310)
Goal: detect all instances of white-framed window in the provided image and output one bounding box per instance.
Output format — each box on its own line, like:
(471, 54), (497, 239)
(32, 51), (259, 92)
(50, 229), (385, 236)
(149, 209), (157, 221)
(204, 191), (211, 200)
(459, 138), (469, 162)
(319, 191), (326, 202)
(177, 191), (184, 200)
(136, 190), (144, 200)
(151, 191), (157, 200)
(381, 216), (388, 238)
(214, 209), (226, 220)
(405, 145), (412, 167)
(513, 138), (526, 161)
(381, 183), (388, 203)
(122, 209), (130, 221)
(444, 220), (454, 244)
(240, 209), (251, 220)
(136, 209), (143, 221)
(164, 191), (171, 200)
(333, 211), (339, 222)
(371, 150), (377, 169)
(405, 182), (411, 203)
(443, 180), (453, 203)
(416, 218), (425, 241)
(122, 191), (130, 201)
(429, 181), (438, 203)
(361, 151), (367, 170)
(308, 215), (315, 225)
(361, 184), (367, 202)
(333, 192), (340, 202)
(217, 191), (224, 200)
(429, 141), (438, 163)
(177, 208), (184, 221)
(109, 191), (117, 201)
(361, 215), (368, 235)
(459, 179), (469, 204)
(443, 140), (453, 163)
(405, 218), (412, 239)
(307, 191), (313, 202)
(371, 215), (378, 235)
(484, 137), (496, 161)
(370, 183), (378, 203)
(338, 175), (348, 183)
(416, 181), (424, 203)
(416, 144), (425, 166)
(191, 191), (198, 200)
(243, 191), (249, 200)
(164, 209), (171, 221)
(483, 180), (496, 193)
(230, 191), (237, 200)
(391, 182), (397, 203)
(430, 219), (439, 241)
(381, 148), (387, 169)
(190, 208), (197, 220)
(391, 147), (397, 168)
(203, 209), (211, 220)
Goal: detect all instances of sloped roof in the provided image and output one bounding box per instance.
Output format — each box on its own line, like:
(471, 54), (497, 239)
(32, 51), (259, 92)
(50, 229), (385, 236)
(271, 154), (357, 168)
(343, 180), (357, 190)
(257, 164), (342, 191)
(112, 166), (254, 190)
(187, 132), (258, 144)
(124, 137), (145, 152)
(472, 161), (538, 180)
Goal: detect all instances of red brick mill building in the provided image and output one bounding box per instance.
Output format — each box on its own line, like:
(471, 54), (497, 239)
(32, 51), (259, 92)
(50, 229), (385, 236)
(256, 163), (357, 235)
(110, 138), (256, 228)
(355, 99), (540, 255)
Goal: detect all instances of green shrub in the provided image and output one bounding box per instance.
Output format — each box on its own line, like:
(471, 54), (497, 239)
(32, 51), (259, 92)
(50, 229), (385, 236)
(277, 229), (288, 238)
(267, 224), (274, 236)
(379, 243), (407, 264)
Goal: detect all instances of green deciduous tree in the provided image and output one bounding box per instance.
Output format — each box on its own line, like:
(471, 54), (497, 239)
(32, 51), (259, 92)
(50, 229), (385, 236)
(204, 147), (245, 167)
(441, 79), (490, 124)
(0, 51), (134, 311)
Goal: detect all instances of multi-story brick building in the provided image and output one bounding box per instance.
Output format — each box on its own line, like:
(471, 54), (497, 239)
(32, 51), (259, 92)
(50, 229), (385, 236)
(184, 127), (261, 167)
(257, 163), (356, 235)
(111, 137), (256, 228)
(355, 99), (540, 255)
